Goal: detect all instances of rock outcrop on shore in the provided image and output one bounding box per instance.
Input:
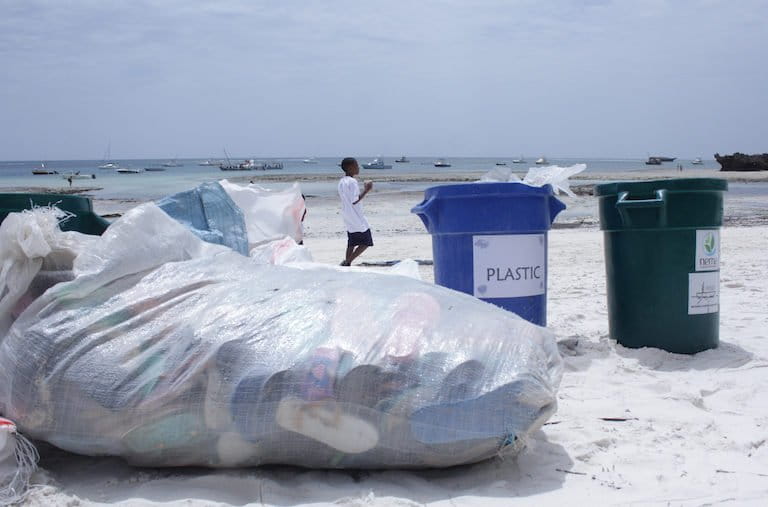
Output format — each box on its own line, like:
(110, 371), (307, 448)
(715, 152), (768, 171)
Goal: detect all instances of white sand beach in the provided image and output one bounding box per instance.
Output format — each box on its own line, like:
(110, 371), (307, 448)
(15, 174), (767, 506)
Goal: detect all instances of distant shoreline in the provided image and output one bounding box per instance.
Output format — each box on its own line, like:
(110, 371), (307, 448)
(2, 168), (766, 198)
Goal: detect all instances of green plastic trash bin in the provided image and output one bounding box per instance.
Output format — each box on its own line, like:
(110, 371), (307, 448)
(0, 193), (110, 235)
(595, 178), (728, 354)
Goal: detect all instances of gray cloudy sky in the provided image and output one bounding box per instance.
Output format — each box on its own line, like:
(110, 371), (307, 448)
(1, 0), (766, 160)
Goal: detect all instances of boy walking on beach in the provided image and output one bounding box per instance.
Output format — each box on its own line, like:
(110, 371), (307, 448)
(338, 157), (373, 266)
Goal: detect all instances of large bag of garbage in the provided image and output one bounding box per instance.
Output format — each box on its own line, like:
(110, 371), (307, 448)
(0, 204), (562, 469)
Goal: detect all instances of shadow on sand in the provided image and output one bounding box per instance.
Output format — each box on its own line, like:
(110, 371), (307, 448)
(613, 339), (755, 372)
(34, 432), (573, 505)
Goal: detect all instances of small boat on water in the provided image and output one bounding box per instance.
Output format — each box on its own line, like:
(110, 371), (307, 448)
(652, 156), (676, 162)
(512, 156), (526, 164)
(434, 159), (451, 168)
(32, 163), (57, 175)
(302, 158), (318, 164)
(535, 157), (549, 165)
(198, 160), (221, 166)
(691, 157), (704, 165)
(362, 158), (392, 169)
(263, 161), (284, 170)
(162, 159), (183, 167)
(395, 156), (409, 163)
(645, 157), (663, 166)
(144, 167), (166, 172)
(61, 172), (96, 180)
(495, 162), (507, 166)
(220, 159), (257, 171)
(117, 167), (143, 174)
(99, 143), (119, 169)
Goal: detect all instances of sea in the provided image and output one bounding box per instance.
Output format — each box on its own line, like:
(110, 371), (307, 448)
(0, 156), (727, 202)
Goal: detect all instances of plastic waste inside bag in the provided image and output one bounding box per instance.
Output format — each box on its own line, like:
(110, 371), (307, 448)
(0, 417), (38, 505)
(219, 180), (306, 248)
(0, 207), (96, 336)
(0, 203), (562, 469)
(481, 164), (587, 197)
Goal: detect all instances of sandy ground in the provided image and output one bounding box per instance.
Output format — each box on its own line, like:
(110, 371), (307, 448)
(15, 181), (768, 506)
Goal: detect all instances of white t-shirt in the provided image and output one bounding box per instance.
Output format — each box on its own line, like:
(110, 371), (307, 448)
(338, 176), (370, 233)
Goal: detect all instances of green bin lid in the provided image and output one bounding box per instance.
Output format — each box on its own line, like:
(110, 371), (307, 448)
(594, 178), (728, 197)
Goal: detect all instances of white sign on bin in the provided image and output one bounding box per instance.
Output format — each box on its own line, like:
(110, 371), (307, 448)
(472, 234), (546, 299)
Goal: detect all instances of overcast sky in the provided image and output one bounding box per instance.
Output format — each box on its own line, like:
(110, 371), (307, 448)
(1, 0), (766, 160)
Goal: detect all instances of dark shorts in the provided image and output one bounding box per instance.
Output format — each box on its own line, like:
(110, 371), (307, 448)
(347, 229), (374, 247)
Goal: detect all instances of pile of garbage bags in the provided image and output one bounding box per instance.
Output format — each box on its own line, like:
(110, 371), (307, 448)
(0, 184), (562, 469)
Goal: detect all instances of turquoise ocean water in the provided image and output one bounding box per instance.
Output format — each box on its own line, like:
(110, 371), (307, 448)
(0, 156), (723, 201)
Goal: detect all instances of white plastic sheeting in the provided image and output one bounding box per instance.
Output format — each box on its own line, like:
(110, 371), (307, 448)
(481, 164), (587, 197)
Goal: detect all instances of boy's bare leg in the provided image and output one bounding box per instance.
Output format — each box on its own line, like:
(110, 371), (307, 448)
(347, 245), (368, 264)
(342, 245), (355, 265)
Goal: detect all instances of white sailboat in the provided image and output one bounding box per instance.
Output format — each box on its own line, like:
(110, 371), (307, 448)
(98, 143), (119, 169)
(535, 156), (549, 165)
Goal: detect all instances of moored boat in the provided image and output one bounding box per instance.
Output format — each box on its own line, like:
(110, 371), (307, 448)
(220, 159), (257, 171)
(434, 159), (451, 167)
(362, 158), (392, 169)
(32, 163), (57, 175)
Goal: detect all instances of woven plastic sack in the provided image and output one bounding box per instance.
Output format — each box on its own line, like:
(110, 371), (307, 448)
(0, 203), (562, 469)
(0, 207), (96, 337)
(156, 182), (249, 255)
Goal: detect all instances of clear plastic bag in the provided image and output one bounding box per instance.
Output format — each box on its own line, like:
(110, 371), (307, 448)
(0, 204), (562, 469)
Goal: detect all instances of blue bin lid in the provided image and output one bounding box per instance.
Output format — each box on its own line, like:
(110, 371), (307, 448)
(423, 182), (558, 199)
(412, 182), (565, 234)
(595, 178), (728, 197)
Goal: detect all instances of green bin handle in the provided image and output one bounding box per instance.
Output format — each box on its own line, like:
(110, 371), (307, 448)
(616, 189), (667, 227)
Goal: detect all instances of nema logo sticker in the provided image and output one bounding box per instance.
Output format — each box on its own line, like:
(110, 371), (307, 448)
(703, 232), (716, 256)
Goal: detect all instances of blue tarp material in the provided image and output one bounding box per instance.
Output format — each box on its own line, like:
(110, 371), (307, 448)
(156, 182), (249, 255)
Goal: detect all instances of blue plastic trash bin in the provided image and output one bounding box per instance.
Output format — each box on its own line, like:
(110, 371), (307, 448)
(411, 183), (565, 326)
